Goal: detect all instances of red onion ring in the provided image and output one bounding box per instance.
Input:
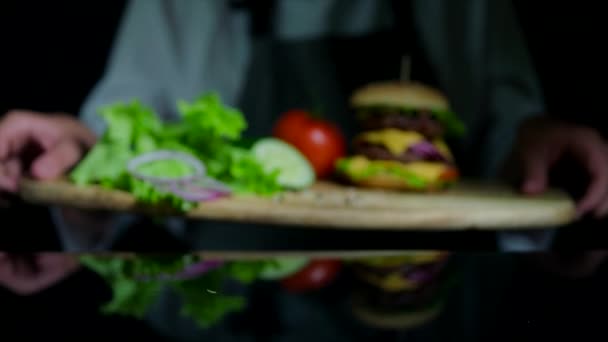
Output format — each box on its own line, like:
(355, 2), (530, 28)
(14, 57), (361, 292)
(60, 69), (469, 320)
(127, 150), (232, 202)
(136, 260), (225, 282)
(177, 260), (225, 279)
(127, 150), (206, 185)
(169, 177), (232, 202)
(408, 141), (446, 162)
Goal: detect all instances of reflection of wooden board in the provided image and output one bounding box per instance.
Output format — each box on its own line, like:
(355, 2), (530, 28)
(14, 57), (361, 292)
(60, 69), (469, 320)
(88, 250), (432, 260)
(19, 179), (576, 230)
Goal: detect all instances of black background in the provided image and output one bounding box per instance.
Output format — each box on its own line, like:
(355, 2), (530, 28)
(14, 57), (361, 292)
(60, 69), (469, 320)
(0, 1), (125, 115)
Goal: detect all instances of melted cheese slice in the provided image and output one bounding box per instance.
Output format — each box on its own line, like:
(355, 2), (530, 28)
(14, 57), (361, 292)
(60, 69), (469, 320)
(432, 139), (454, 161)
(357, 129), (453, 161)
(358, 129), (425, 155)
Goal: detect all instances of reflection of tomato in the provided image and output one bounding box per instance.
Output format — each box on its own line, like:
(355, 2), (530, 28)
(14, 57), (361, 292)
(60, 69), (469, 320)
(280, 259), (342, 292)
(273, 110), (346, 179)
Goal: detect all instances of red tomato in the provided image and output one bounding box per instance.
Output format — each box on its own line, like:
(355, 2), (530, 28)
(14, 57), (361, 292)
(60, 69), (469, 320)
(280, 259), (342, 293)
(273, 110), (346, 179)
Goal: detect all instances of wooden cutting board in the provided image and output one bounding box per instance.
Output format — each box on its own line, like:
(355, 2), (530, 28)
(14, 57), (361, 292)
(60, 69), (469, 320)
(18, 178), (576, 230)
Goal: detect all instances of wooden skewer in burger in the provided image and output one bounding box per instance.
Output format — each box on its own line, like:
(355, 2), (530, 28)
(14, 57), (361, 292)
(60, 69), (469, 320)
(335, 79), (465, 191)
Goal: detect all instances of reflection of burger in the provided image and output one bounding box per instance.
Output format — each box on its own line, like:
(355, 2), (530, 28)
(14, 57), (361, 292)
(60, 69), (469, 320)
(336, 82), (465, 191)
(349, 251), (452, 330)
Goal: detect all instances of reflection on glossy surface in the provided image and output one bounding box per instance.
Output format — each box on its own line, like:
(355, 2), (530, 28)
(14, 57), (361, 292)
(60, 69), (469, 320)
(1, 252), (608, 341)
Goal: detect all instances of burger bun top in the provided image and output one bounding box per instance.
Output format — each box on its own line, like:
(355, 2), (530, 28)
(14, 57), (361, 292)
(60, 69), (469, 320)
(350, 81), (450, 112)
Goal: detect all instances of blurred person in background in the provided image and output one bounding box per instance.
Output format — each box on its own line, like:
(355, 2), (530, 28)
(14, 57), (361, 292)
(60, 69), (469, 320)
(1, 0), (608, 340)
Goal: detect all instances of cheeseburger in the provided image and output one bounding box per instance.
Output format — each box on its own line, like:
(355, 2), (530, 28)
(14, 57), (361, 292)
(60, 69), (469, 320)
(349, 252), (453, 330)
(336, 81), (465, 191)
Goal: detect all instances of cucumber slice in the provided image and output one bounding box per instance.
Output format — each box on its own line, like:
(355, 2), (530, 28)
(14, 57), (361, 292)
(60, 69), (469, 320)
(252, 138), (315, 189)
(259, 258), (310, 280)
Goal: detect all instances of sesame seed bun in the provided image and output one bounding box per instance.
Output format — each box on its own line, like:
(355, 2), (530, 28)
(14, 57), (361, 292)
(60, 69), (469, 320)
(350, 81), (450, 112)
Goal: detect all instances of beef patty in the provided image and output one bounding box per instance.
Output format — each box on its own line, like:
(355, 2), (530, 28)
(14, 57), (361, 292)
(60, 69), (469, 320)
(359, 111), (444, 139)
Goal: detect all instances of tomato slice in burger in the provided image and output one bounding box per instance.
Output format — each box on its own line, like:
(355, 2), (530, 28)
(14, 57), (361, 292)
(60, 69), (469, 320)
(439, 167), (459, 182)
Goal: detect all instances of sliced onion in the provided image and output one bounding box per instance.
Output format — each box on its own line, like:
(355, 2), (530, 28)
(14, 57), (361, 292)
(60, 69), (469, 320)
(408, 141), (446, 162)
(169, 177), (232, 202)
(127, 150), (206, 185)
(189, 177), (232, 194)
(127, 150), (232, 202)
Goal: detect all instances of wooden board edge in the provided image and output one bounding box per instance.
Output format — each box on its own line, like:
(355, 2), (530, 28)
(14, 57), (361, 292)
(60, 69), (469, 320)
(18, 178), (577, 230)
(75, 250), (445, 260)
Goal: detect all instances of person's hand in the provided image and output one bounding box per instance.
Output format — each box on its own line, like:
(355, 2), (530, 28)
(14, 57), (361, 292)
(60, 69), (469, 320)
(505, 117), (608, 218)
(0, 253), (80, 295)
(0, 110), (96, 193)
(0, 111), (119, 247)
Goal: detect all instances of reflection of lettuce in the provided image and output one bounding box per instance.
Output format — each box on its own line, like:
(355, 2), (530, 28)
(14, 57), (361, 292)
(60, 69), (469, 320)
(70, 93), (281, 211)
(80, 255), (272, 328)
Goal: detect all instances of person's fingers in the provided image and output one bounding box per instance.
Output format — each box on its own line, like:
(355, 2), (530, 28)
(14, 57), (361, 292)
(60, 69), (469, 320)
(0, 253), (79, 296)
(36, 253), (79, 269)
(0, 165), (14, 192)
(0, 113), (14, 160)
(0, 111), (31, 161)
(520, 147), (553, 194)
(52, 115), (98, 148)
(0, 158), (22, 192)
(568, 138), (608, 216)
(30, 139), (83, 180)
(0, 141), (6, 161)
(575, 175), (608, 217)
(595, 192), (608, 218)
(0, 111), (59, 161)
(595, 145), (608, 218)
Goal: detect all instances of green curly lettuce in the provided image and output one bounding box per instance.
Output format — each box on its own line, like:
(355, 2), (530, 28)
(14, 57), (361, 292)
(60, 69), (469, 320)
(177, 92), (246, 141)
(70, 92), (281, 212)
